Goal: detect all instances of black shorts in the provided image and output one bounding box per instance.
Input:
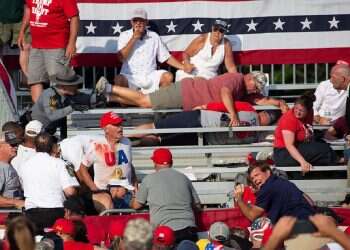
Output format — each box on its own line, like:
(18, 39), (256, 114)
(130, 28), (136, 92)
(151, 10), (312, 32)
(155, 110), (201, 129)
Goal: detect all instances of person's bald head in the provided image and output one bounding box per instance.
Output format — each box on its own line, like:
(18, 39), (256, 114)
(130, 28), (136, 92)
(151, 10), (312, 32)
(330, 64), (350, 90)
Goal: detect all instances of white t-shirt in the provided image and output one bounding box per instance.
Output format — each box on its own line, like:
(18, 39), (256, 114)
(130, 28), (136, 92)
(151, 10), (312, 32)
(20, 152), (79, 209)
(11, 145), (36, 177)
(81, 136), (133, 190)
(59, 135), (99, 172)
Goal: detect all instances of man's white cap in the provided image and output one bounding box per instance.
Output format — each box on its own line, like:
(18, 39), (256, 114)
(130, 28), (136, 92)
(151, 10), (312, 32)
(25, 120), (43, 137)
(131, 8), (147, 20)
(108, 178), (135, 191)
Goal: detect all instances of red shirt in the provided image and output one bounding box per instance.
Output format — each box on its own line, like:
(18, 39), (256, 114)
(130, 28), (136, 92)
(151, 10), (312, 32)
(64, 241), (94, 250)
(26, 0), (79, 48)
(274, 109), (313, 148)
(181, 73), (263, 111)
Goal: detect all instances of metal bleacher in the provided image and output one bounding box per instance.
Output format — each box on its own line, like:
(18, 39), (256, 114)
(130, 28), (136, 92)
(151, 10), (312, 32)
(11, 62), (349, 206)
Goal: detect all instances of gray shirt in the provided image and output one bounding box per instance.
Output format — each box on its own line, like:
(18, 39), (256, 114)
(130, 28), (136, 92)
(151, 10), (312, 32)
(31, 87), (73, 128)
(0, 161), (23, 199)
(136, 167), (200, 230)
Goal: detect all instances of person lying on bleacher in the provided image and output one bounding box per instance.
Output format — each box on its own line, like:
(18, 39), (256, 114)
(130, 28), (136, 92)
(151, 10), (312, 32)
(129, 101), (281, 146)
(175, 19), (237, 82)
(96, 71), (289, 127)
(313, 61), (349, 125)
(273, 92), (337, 174)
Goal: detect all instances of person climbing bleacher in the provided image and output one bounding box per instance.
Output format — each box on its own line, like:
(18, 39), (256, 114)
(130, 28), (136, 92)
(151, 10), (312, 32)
(96, 71), (288, 127)
(129, 101), (281, 146)
(130, 148), (201, 244)
(273, 91), (338, 174)
(234, 162), (315, 225)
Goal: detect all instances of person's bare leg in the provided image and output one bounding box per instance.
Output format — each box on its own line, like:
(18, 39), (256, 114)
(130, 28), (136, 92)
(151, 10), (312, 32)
(19, 44), (30, 77)
(114, 74), (129, 88)
(110, 85), (152, 108)
(159, 71), (173, 88)
(128, 123), (155, 138)
(30, 83), (43, 103)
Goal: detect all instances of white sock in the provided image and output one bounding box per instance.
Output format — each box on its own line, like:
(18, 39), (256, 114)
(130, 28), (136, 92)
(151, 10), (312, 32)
(106, 83), (112, 94)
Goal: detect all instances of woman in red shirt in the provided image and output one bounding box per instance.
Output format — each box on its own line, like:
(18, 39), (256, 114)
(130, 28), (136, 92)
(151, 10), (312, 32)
(273, 92), (337, 173)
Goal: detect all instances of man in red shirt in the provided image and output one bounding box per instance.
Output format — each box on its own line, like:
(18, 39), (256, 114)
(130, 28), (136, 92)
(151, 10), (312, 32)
(96, 72), (288, 126)
(18, 0), (79, 102)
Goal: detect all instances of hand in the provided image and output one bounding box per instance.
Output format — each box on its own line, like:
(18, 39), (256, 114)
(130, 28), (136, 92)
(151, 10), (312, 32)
(270, 216), (297, 241)
(279, 100), (289, 113)
(314, 115), (321, 124)
(229, 114), (240, 127)
(233, 184), (244, 202)
(17, 32), (25, 51)
(14, 199), (25, 209)
(65, 42), (76, 59)
(71, 103), (89, 112)
(183, 62), (195, 73)
(132, 28), (144, 40)
(192, 104), (207, 110)
(300, 160), (312, 174)
(309, 214), (337, 238)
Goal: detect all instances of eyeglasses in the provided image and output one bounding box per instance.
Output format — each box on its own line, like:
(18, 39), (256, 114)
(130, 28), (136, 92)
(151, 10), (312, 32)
(212, 26), (226, 33)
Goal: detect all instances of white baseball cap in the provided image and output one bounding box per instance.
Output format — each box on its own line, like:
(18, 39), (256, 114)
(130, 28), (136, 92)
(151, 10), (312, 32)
(25, 120), (43, 137)
(108, 178), (135, 191)
(131, 8), (147, 20)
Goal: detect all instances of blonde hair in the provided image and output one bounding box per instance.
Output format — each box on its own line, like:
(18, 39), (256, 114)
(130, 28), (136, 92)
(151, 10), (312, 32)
(7, 216), (35, 250)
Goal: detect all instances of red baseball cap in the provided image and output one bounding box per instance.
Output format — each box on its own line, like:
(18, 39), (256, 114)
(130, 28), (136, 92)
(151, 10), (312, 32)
(51, 218), (75, 235)
(100, 111), (124, 128)
(151, 148), (172, 165)
(153, 225), (175, 246)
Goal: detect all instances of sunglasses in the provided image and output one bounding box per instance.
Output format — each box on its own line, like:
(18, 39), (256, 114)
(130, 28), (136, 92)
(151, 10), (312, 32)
(212, 26), (226, 33)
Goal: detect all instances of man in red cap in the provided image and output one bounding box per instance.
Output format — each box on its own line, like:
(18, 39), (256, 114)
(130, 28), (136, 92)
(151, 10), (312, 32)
(78, 111), (136, 212)
(131, 148), (201, 244)
(153, 225), (175, 250)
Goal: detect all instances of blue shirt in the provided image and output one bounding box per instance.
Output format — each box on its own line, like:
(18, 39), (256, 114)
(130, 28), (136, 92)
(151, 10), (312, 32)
(256, 175), (314, 224)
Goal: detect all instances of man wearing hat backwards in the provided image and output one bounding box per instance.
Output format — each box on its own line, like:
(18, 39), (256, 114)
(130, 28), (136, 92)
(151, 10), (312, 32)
(30, 68), (104, 139)
(0, 131), (24, 208)
(96, 71), (288, 126)
(11, 120), (43, 176)
(78, 111), (136, 211)
(131, 148), (201, 244)
(175, 19), (237, 81)
(115, 8), (193, 94)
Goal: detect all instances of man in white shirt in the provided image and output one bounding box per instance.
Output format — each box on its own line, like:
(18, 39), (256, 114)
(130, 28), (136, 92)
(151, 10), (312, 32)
(11, 120), (43, 176)
(114, 8), (193, 94)
(313, 77), (347, 125)
(21, 132), (78, 234)
(78, 111), (136, 211)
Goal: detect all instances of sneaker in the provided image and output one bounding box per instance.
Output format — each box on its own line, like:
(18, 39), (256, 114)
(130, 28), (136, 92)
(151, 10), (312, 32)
(95, 76), (108, 95)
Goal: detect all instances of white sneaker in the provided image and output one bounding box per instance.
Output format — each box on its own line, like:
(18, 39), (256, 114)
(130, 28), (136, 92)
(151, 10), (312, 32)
(95, 76), (108, 95)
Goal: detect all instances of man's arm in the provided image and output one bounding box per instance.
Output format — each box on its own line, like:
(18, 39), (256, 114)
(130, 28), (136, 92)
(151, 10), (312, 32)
(221, 86), (239, 126)
(255, 97), (289, 113)
(18, 5), (30, 50)
(77, 164), (98, 191)
(63, 186), (77, 197)
(0, 196), (24, 208)
(65, 15), (79, 59)
(234, 184), (264, 221)
(223, 39), (237, 73)
(118, 31), (142, 61)
(166, 56), (193, 73)
(130, 198), (144, 210)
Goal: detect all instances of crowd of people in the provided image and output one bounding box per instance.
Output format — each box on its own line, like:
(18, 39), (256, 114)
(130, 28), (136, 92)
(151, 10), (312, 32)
(1, 0), (350, 249)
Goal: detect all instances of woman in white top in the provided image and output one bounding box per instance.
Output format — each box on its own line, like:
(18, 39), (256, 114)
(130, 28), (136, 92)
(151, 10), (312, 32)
(176, 20), (237, 81)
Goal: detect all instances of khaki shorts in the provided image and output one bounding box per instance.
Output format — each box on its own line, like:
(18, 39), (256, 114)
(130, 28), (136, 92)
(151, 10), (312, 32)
(0, 22), (31, 46)
(149, 81), (183, 109)
(28, 48), (67, 85)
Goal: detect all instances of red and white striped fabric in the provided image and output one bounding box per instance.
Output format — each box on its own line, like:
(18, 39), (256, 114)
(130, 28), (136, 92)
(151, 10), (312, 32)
(73, 0), (350, 66)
